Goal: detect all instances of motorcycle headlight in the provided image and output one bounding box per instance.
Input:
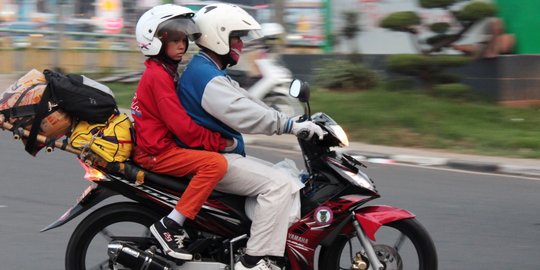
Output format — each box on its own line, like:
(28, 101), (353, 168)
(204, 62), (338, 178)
(328, 124), (349, 147)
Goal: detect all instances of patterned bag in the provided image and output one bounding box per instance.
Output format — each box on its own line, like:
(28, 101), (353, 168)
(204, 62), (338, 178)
(0, 69), (72, 153)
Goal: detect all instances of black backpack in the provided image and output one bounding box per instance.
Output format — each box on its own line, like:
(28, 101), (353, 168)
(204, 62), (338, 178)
(25, 69), (118, 155)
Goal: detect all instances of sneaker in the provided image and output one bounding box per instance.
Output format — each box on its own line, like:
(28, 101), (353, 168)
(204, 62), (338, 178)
(234, 258), (271, 270)
(265, 258), (283, 270)
(149, 217), (192, 260)
(234, 256), (282, 270)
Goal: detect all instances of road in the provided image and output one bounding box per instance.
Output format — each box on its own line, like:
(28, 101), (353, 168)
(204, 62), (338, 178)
(1, 132), (539, 269)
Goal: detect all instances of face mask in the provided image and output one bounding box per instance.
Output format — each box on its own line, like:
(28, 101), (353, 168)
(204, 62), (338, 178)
(229, 38), (243, 63)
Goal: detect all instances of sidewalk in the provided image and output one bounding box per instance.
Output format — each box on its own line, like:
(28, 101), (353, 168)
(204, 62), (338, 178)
(243, 134), (540, 179)
(3, 73), (540, 179)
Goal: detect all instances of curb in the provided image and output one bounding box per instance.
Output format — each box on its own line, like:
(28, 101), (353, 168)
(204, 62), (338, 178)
(244, 138), (540, 179)
(445, 160), (499, 173)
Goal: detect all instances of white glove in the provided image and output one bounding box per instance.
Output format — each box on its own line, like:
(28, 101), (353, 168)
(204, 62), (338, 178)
(291, 121), (325, 140)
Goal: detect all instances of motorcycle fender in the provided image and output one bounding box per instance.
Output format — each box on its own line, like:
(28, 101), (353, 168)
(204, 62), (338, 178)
(355, 205), (415, 241)
(40, 184), (116, 232)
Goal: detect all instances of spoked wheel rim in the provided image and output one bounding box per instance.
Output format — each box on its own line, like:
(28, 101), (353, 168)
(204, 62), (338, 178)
(320, 218), (437, 270)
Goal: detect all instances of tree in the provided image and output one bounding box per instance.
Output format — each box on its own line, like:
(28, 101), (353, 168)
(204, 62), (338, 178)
(379, 0), (497, 94)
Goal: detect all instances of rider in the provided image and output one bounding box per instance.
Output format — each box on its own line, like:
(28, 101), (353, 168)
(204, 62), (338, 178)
(178, 4), (324, 269)
(132, 4), (234, 260)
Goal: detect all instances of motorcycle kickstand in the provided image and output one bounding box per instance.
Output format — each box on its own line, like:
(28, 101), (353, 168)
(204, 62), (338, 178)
(351, 212), (385, 270)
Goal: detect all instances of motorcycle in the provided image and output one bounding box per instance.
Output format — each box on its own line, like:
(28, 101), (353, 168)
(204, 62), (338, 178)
(227, 23), (303, 117)
(32, 79), (437, 270)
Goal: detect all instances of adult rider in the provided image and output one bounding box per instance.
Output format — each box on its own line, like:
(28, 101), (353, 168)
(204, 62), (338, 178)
(178, 4), (325, 270)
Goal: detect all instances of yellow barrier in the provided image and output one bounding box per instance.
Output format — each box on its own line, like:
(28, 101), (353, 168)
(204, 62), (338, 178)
(0, 36), (145, 74)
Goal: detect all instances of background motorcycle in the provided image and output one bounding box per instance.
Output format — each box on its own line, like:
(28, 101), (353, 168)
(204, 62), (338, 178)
(228, 23), (303, 117)
(29, 79), (437, 270)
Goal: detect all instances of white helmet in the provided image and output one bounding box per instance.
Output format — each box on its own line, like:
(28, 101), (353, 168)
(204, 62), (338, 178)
(136, 4), (200, 56)
(194, 3), (262, 55)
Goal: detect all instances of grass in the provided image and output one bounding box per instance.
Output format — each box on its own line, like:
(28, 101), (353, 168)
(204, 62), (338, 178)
(108, 82), (137, 109)
(108, 82), (540, 159)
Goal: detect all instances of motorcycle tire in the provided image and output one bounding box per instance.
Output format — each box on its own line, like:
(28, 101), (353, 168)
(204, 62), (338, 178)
(65, 201), (160, 270)
(319, 218), (437, 270)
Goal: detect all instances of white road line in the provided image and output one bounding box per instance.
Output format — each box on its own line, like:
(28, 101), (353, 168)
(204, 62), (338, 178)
(0, 205), (7, 208)
(387, 162), (540, 181)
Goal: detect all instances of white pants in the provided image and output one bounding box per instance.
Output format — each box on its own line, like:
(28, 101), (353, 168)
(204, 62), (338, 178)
(215, 154), (293, 257)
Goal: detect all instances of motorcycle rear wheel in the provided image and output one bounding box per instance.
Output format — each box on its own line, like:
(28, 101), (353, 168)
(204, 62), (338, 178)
(319, 218), (437, 270)
(65, 202), (161, 270)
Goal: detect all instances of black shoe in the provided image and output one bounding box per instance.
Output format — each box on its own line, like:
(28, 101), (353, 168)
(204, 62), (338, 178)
(150, 217), (193, 260)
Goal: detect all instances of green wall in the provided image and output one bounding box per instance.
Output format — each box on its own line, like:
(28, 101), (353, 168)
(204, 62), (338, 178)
(495, 0), (540, 54)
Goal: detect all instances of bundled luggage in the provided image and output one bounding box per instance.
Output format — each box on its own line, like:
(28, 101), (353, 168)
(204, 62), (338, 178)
(70, 113), (133, 163)
(0, 69), (133, 163)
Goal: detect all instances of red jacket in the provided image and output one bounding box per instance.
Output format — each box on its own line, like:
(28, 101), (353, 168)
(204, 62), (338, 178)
(131, 59), (227, 156)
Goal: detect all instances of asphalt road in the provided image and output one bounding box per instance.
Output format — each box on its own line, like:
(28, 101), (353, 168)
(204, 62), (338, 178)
(1, 132), (539, 269)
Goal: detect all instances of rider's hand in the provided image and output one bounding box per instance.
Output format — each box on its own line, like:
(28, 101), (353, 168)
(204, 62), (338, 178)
(290, 114), (303, 123)
(0, 114), (4, 126)
(291, 121), (325, 140)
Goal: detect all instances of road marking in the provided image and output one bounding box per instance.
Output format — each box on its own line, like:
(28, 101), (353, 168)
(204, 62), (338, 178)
(0, 205), (6, 208)
(389, 162), (540, 181)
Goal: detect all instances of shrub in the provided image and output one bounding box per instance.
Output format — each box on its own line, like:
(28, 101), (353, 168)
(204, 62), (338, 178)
(386, 54), (429, 76)
(313, 59), (378, 90)
(379, 11), (421, 32)
(383, 78), (417, 91)
(433, 73), (460, 84)
(433, 83), (477, 101)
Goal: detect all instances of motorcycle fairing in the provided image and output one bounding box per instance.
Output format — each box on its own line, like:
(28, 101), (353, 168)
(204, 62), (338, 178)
(286, 194), (372, 270)
(40, 184), (116, 232)
(354, 205), (416, 241)
(325, 156), (378, 194)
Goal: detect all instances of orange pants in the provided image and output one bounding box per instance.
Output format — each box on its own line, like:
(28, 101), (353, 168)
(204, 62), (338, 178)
(132, 146), (227, 220)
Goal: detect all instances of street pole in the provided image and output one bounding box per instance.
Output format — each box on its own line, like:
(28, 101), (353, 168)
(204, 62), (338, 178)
(322, 0), (332, 53)
(53, 0), (66, 71)
(273, 0), (285, 28)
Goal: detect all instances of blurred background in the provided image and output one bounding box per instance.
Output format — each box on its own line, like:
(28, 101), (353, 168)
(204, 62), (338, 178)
(0, 0), (531, 71)
(3, 0), (540, 157)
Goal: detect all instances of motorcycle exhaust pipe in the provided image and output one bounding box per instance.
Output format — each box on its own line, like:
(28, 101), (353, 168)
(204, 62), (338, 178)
(108, 241), (173, 270)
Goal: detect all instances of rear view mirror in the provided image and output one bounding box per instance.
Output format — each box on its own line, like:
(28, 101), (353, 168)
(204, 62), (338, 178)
(289, 79), (310, 103)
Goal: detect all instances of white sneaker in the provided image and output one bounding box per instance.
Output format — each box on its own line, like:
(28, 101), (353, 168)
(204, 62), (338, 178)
(265, 258), (282, 270)
(234, 258), (275, 270)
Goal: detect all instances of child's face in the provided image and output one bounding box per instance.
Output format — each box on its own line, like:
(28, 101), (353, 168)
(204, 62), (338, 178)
(165, 38), (187, 62)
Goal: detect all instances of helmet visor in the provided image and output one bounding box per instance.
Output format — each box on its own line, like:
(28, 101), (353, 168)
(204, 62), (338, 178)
(158, 17), (201, 42)
(230, 29), (263, 44)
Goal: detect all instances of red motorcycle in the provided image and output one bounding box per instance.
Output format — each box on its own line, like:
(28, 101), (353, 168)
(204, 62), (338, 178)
(39, 79), (437, 270)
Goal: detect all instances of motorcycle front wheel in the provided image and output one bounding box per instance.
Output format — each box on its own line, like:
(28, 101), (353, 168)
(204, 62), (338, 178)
(319, 218), (437, 270)
(65, 201), (161, 270)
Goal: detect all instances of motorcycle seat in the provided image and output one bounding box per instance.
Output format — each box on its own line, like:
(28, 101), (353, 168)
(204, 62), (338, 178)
(121, 161), (243, 201)
(120, 161), (251, 226)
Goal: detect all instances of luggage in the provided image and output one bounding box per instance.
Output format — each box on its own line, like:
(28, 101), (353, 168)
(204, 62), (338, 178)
(0, 69), (123, 158)
(24, 69), (119, 156)
(43, 69), (117, 123)
(0, 69), (72, 152)
(70, 113), (133, 163)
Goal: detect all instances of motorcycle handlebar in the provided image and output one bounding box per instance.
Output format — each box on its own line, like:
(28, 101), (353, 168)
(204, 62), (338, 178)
(297, 130), (310, 140)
